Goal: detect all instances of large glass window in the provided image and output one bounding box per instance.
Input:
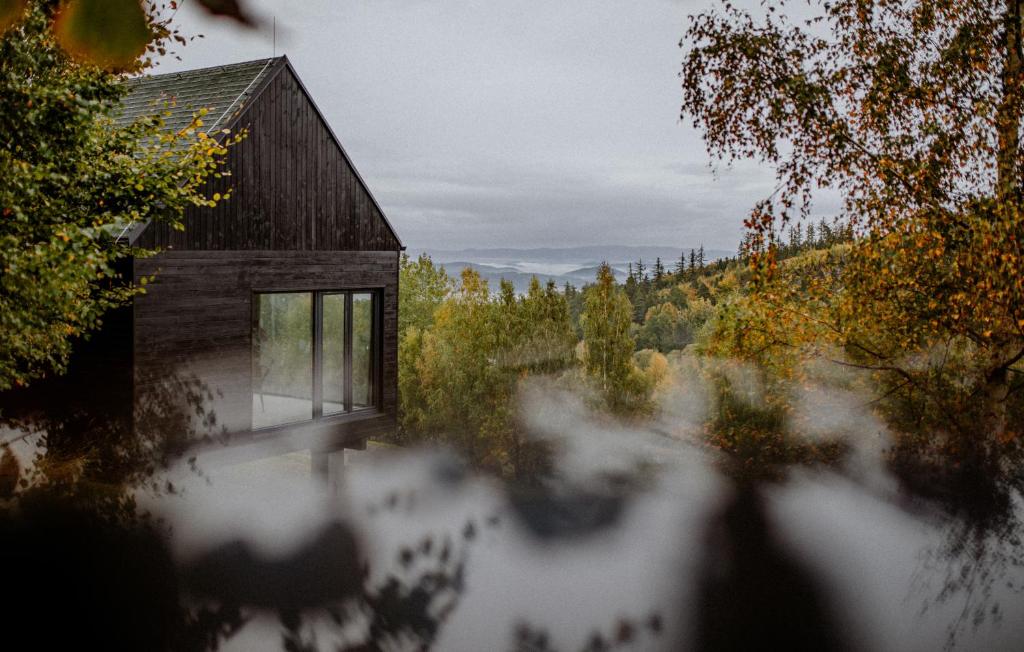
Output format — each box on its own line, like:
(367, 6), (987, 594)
(252, 293), (313, 429)
(252, 290), (379, 429)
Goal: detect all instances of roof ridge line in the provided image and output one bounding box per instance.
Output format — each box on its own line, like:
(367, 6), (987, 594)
(208, 58), (277, 134)
(124, 57), (282, 82)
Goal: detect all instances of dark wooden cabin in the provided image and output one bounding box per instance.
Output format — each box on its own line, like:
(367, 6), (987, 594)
(97, 57), (403, 462)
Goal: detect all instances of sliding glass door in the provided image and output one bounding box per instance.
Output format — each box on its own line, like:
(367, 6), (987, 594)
(252, 290), (379, 430)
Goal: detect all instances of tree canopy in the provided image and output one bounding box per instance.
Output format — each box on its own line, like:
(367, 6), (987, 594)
(681, 0), (1024, 458)
(0, 1), (239, 389)
(397, 263), (577, 477)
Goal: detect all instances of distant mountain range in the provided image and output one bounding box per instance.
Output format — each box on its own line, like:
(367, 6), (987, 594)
(416, 245), (731, 266)
(411, 245), (732, 294)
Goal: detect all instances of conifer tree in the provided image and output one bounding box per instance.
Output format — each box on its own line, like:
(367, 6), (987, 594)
(623, 266), (638, 302)
(818, 218), (832, 246)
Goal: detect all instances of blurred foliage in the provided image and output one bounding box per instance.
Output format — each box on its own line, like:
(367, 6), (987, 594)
(700, 359), (848, 480)
(54, 0), (153, 69)
(0, 5), (242, 629)
(0, 0), (253, 70)
(0, 0), (241, 390)
(0, 0), (25, 32)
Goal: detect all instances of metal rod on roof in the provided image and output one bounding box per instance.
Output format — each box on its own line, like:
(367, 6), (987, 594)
(273, 17), (276, 58)
(207, 58), (274, 134)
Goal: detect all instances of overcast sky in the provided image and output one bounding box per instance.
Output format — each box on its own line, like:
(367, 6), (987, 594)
(154, 0), (792, 251)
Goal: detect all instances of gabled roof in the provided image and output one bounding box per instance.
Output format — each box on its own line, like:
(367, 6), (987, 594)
(114, 56), (403, 249)
(115, 57), (278, 134)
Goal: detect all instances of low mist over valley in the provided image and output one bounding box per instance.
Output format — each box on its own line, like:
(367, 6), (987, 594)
(413, 245), (732, 293)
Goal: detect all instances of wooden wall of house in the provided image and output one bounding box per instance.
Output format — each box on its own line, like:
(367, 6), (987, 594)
(135, 63), (401, 253)
(133, 250), (399, 450)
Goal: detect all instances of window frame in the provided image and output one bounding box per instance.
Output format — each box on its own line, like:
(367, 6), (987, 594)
(251, 288), (383, 432)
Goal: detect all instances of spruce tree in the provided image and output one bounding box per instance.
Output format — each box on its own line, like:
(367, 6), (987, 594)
(675, 251), (687, 278)
(818, 218), (832, 246)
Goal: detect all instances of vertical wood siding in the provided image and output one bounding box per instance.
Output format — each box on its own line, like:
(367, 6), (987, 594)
(136, 65), (401, 252)
(127, 62), (402, 449)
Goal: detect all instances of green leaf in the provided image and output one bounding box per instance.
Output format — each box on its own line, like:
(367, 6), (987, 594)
(54, 0), (151, 70)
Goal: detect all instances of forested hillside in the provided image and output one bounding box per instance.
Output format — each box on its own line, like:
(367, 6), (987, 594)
(393, 217), (866, 479)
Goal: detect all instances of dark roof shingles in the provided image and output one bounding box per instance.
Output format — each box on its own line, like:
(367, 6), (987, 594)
(115, 58), (278, 134)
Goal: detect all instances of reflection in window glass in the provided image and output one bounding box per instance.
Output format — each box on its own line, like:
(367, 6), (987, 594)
(322, 294), (346, 416)
(252, 293), (312, 429)
(353, 293), (373, 409)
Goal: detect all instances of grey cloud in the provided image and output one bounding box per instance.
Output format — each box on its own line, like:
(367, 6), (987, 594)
(156, 0), (807, 251)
